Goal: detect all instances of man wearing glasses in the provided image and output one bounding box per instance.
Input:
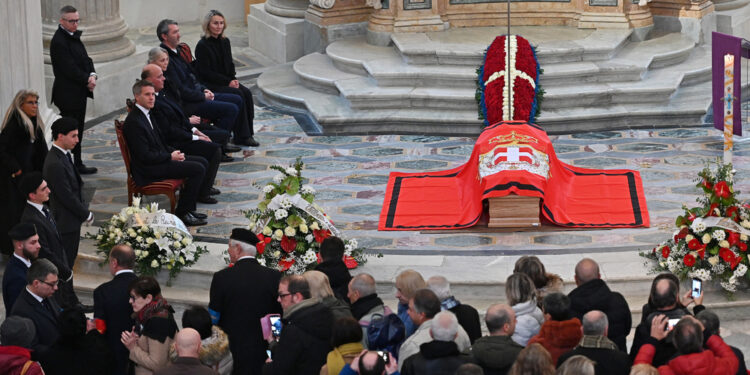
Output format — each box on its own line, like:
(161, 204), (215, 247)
(9, 258), (62, 355)
(49, 5), (98, 175)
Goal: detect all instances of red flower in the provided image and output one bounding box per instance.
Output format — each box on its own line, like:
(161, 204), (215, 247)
(228, 263), (235, 268)
(739, 243), (747, 252)
(316, 252), (322, 264)
(674, 227), (689, 242)
(343, 255), (358, 269)
(730, 255), (742, 270)
(95, 318), (107, 334)
(713, 181), (730, 199)
(256, 234), (272, 255)
(313, 229), (331, 243)
(683, 253), (696, 267)
(687, 212), (698, 222)
(720, 248), (735, 263)
(661, 246), (670, 258)
(280, 236), (297, 253)
(687, 239), (704, 250)
(728, 231), (740, 246)
(701, 179), (713, 190)
(726, 206), (739, 221)
(697, 248), (705, 260)
(706, 203), (719, 217)
(279, 257), (295, 272)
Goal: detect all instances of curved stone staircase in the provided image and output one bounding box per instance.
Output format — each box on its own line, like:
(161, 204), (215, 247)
(258, 26), (714, 136)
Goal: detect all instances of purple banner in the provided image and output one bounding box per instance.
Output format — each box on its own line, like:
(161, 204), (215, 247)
(712, 32), (744, 136)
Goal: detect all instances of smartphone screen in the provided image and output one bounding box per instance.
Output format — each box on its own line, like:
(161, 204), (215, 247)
(270, 316), (282, 337)
(667, 318), (679, 331)
(692, 278), (702, 299)
(266, 350), (272, 359)
(377, 351), (389, 364)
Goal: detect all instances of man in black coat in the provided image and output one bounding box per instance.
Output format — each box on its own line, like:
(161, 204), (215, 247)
(401, 311), (474, 375)
(156, 19), (257, 147)
(43, 117), (94, 270)
(314, 236), (352, 302)
(49, 5), (97, 175)
(557, 310), (631, 375)
(266, 275), (334, 375)
(93, 244), (138, 375)
(10, 258), (63, 355)
(122, 80), (210, 226)
(2, 223), (41, 312)
(567, 258), (631, 352)
(209, 228), (282, 375)
(427, 276), (482, 344)
(142, 63), (223, 197)
(18, 172), (82, 309)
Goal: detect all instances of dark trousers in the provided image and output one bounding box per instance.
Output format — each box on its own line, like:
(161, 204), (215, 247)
(155, 155), (207, 215)
(187, 94), (249, 139)
(175, 140), (220, 192)
(59, 105), (87, 166)
(213, 85), (255, 136)
(61, 230), (81, 269)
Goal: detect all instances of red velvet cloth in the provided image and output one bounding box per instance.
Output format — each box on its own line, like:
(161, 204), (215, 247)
(378, 121), (650, 230)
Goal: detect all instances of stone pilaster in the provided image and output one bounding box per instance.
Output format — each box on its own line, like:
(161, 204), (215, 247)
(265, 0), (310, 18)
(42, 0), (134, 63)
(0, 0), (55, 128)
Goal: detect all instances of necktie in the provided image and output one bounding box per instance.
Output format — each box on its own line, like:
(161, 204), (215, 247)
(42, 206), (57, 230)
(42, 299), (54, 315)
(66, 152), (74, 166)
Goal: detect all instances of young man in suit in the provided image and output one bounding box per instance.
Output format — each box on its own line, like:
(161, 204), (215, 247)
(122, 80), (211, 226)
(18, 172), (84, 311)
(10, 258), (62, 355)
(209, 228), (282, 375)
(43, 117), (94, 270)
(49, 5), (97, 174)
(93, 244), (138, 375)
(2, 222), (41, 312)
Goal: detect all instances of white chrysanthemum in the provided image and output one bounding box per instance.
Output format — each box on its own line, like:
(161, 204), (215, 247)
(279, 198), (292, 209)
(284, 226), (296, 237)
(301, 185), (316, 195)
(688, 269), (711, 281)
(691, 219), (707, 233)
(305, 234), (314, 243)
(348, 239), (358, 248)
(274, 209), (288, 220)
(720, 280), (737, 292)
(273, 174), (285, 183)
(301, 249), (317, 264)
(263, 185), (274, 194)
(285, 167), (297, 175)
(702, 234), (712, 244)
(712, 230), (726, 241)
(712, 263), (726, 275)
(734, 264), (748, 277)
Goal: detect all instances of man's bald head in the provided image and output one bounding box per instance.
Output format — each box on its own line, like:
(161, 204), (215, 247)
(574, 258), (600, 285)
(174, 328), (201, 358)
(582, 310), (608, 336)
(651, 278), (678, 310)
(359, 351), (386, 375)
(141, 64), (165, 92)
(485, 303), (515, 336)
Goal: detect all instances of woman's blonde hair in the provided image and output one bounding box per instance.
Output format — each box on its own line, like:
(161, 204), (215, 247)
(508, 343), (555, 375)
(1, 90), (43, 141)
(395, 269), (426, 300)
(629, 364), (659, 375)
(556, 355), (595, 375)
(303, 270), (334, 299)
(505, 272), (536, 306)
(202, 9), (226, 38)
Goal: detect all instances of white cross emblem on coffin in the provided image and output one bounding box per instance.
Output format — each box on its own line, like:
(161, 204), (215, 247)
(478, 143), (550, 179)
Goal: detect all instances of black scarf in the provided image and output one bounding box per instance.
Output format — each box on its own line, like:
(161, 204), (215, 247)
(351, 294), (384, 320)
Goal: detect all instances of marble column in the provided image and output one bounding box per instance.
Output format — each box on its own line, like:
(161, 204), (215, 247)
(266, 0), (310, 18)
(42, 0), (135, 63)
(0, 0), (55, 128)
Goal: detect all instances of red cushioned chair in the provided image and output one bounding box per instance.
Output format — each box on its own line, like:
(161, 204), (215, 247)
(115, 100), (184, 213)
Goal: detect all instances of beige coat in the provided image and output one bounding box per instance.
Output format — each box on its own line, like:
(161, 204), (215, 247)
(131, 333), (174, 375)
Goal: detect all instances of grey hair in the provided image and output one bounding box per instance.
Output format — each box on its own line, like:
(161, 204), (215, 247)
(229, 239), (257, 256)
(350, 273), (376, 296)
(427, 275), (452, 301)
(156, 19), (178, 42)
(60, 5), (77, 17)
(27, 258), (58, 285)
(147, 47), (168, 64)
(557, 355), (595, 375)
(582, 310), (608, 336)
(431, 311), (459, 341)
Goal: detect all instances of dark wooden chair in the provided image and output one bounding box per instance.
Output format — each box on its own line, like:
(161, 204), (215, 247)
(115, 101), (184, 213)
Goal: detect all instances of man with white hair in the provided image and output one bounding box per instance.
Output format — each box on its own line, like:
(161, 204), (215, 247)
(154, 328), (217, 375)
(400, 311), (474, 375)
(208, 228), (282, 375)
(557, 310), (631, 375)
(427, 276), (481, 343)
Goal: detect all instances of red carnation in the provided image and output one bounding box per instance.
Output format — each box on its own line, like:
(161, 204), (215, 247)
(313, 229), (331, 243)
(661, 246), (670, 258)
(687, 239), (703, 250)
(280, 236), (297, 253)
(720, 248), (735, 263)
(739, 243), (747, 252)
(683, 253), (696, 267)
(713, 181), (730, 199)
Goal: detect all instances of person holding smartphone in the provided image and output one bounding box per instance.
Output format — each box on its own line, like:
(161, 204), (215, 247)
(339, 350), (400, 375)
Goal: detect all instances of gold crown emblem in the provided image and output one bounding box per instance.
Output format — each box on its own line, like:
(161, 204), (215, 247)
(488, 131), (537, 146)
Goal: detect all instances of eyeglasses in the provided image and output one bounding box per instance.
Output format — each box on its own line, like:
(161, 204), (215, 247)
(40, 279), (59, 288)
(24, 100), (39, 105)
(63, 18), (80, 24)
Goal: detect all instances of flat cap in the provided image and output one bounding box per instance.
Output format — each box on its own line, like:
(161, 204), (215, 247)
(18, 171), (44, 197)
(8, 222), (37, 241)
(230, 228), (259, 246)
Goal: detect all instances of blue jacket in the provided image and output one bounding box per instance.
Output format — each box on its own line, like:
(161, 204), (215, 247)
(398, 303), (417, 338)
(2, 255), (28, 312)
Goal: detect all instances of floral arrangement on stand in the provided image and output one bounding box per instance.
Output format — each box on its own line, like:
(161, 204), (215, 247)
(88, 197), (209, 284)
(641, 162), (750, 293)
(476, 34), (545, 126)
(243, 158), (367, 274)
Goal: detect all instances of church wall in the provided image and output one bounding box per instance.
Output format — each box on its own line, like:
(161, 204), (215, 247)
(121, 0), (246, 28)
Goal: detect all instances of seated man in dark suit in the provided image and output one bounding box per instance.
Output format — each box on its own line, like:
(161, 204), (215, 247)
(10, 258), (63, 355)
(142, 63), (223, 201)
(18, 172), (83, 310)
(2, 222), (41, 312)
(93, 244), (139, 375)
(43, 117), (94, 271)
(122, 80), (210, 226)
